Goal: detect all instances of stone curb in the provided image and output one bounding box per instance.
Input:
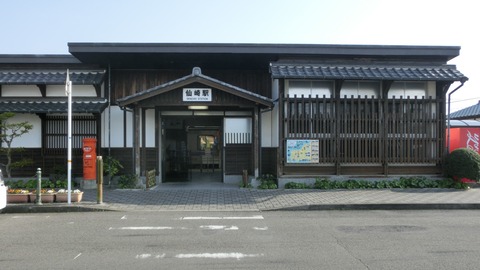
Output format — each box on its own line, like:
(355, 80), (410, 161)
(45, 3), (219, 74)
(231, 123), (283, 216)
(266, 203), (480, 211)
(2, 203), (115, 214)
(4, 203), (480, 213)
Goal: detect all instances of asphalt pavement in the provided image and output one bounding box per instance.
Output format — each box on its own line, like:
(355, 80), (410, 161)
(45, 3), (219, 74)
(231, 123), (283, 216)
(3, 182), (480, 213)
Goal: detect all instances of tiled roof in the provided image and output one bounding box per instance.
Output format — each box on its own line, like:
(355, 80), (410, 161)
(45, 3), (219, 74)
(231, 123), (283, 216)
(270, 63), (467, 81)
(449, 102), (480, 120)
(0, 97), (108, 113)
(0, 71), (105, 85)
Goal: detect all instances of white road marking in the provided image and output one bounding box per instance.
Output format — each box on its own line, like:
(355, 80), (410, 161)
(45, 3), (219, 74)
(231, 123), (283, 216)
(253, 227), (268, 231)
(121, 215), (127, 220)
(136, 254), (152, 259)
(135, 253), (165, 259)
(109, 226), (175, 230)
(181, 215), (264, 220)
(175, 252), (264, 260)
(73, 253), (82, 260)
(200, 225), (239, 230)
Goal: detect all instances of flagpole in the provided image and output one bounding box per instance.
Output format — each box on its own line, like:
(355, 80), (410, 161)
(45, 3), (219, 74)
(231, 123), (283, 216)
(66, 70), (72, 205)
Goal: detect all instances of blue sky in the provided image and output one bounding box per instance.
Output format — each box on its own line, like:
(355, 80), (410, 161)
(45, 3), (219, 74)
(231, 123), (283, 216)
(1, 0), (477, 112)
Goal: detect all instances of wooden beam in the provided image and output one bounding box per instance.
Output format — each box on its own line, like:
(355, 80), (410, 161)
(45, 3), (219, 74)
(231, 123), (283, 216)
(134, 106), (141, 179)
(94, 84), (101, 97)
(334, 80), (343, 175)
(253, 107), (259, 178)
(277, 79), (284, 177)
(36, 84), (46, 97)
(141, 108), (146, 177)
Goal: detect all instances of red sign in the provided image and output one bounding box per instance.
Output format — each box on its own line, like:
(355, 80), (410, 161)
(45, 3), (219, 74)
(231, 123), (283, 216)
(449, 127), (480, 154)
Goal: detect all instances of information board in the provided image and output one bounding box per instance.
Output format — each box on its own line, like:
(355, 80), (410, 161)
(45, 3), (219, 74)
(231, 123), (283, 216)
(286, 139), (319, 163)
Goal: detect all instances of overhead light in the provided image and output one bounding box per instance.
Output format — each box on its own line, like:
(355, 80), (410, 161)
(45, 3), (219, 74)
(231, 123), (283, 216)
(188, 106), (208, 110)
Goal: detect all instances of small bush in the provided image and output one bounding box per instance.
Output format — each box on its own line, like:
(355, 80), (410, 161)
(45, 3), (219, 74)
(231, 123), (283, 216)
(285, 182), (311, 189)
(257, 174), (277, 189)
(311, 177), (463, 190)
(118, 174), (139, 189)
(445, 148), (480, 181)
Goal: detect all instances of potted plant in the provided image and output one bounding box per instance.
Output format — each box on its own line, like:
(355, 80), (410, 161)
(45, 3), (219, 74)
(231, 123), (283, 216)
(7, 188), (31, 203)
(55, 189), (83, 203)
(29, 189), (56, 203)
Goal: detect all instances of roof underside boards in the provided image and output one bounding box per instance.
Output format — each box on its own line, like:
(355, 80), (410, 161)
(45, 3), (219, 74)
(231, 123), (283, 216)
(0, 70), (105, 85)
(449, 102), (480, 120)
(270, 63), (468, 81)
(117, 67), (273, 108)
(68, 43), (462, 69)
(0, 97), (108, 114)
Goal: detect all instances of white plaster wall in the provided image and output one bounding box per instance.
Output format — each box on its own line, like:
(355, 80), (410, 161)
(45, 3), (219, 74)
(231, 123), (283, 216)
(2, 85), (42, 97)
(261, 106), (279, 147)
(48, 85), (97, 97)
(261, 111), (272, 147)
(101, 106), (125, 147)
(3, 114), (41, 148)
(145, 109), (155, 147)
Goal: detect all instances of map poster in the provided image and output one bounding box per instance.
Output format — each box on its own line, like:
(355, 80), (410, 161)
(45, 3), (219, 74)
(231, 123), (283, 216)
(286, 140), (319, 163)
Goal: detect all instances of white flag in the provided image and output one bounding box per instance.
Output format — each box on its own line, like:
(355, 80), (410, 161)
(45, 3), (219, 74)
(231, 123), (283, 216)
(65, 69), (71, 96)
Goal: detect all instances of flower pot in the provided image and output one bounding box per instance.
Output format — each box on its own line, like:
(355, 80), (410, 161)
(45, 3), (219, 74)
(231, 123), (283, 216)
(7, 194), (30, 203)
(55, 192), (83, 203)
(29, 193), (55, 203)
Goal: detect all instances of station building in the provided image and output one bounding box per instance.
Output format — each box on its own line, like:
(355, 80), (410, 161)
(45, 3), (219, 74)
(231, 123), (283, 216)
(0, 43), (468, 186)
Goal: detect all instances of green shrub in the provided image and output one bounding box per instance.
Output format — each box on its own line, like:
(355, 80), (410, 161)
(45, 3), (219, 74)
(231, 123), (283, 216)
(311, 176), (463, 190)
(118, 174), (139, 189)
(257, 174), (277, 189)
(104, 156), (124, 177)
(445, 148), (480, 181)
(285, 182), (311, 189)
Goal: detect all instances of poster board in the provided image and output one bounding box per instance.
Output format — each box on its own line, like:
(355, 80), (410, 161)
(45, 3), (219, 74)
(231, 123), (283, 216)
(286, 139), (319, 163)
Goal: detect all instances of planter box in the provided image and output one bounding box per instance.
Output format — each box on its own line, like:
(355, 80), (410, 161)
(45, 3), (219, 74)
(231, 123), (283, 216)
(29, 193), (55, 203)
(55, 192), (83, 203)
(7, 194), (30, 203)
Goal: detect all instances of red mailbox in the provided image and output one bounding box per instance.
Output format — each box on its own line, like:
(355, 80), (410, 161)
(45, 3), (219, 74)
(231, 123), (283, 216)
(82, 138), (97, 180)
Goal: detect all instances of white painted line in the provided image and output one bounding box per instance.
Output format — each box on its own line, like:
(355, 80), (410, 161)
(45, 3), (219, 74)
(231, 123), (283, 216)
(109, 226), (174, 230)
(73, 253), (82, 260)
(182, 217), (221, 220)
(136, 254), (152, 259)
(182, 215), (264, 220)
(200, 225), (239, 230)
(253, 227), (268, 231)
(175, 252), (264, 260)
(121, 215), (127, 220)
(223, 216), (264, 220)
(135, 253), (165, 259)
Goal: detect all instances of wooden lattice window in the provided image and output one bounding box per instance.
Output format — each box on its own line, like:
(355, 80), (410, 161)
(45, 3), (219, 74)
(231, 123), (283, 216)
(44, 115), (97, 154)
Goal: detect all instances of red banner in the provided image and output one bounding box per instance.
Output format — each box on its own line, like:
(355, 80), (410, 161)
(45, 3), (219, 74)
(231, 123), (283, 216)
(449, 127), (480, 153)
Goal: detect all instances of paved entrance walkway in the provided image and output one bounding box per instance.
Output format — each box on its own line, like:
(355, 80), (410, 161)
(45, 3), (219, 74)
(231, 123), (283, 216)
(5, 183), (480, 213)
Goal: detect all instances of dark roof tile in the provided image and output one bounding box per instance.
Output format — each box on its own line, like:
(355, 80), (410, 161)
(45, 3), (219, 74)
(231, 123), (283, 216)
(0, 97), (108, 113)
(449, 102), (480, 119)
(270, 63), (467, 81)
(0, 71), (105, 85)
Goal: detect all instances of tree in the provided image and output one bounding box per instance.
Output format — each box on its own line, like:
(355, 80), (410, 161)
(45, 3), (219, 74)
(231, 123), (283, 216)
(0, 112), (33, 178)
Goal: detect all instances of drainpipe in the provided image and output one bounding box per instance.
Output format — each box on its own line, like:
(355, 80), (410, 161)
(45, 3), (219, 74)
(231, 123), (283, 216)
(446, 77), (468, 153)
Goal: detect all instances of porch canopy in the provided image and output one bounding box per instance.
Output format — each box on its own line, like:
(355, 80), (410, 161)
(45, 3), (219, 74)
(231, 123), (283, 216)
(117, 67), (273, 108)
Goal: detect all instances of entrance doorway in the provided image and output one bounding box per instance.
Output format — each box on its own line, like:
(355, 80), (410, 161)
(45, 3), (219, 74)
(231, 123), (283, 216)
(163, 116), (222, 183)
